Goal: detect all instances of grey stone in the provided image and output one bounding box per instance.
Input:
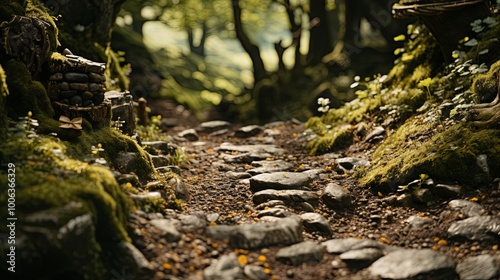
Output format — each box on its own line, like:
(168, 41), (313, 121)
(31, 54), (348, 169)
(255, 200), (285, 210)
(334, 157), (370, 170)
(226, 171), (252, 179)
(300, 212), (332, 235)
(228, 216), (303, 249)
(168, 176), (189, 200)
(447, 216), (500, 241)
(234, 125), (264, 138)
(253, 189), (320, 206)
(456, 255), (499, 280)
(302, 169), (323, 180)
(179, 214), (207, 232)
(150, 219), (181, 242)
(206, 213), (220, 222)
(321, 238), (383, 254)
(364, 126), (385, 142)
(206, 225), (236, 241)
(257, 207), (292, 218)
(406, 215), (433, 228)
(130, 192), (162, 201)
(222, 152), (272, 164)
(247, 160), (294, 175)
(435, 184), (463, 198)
(64, 72), (88, 82)
(412, 188), (435, 204)
(114, 241), (154, 279)
(369, 249), (456, 280)
(244, 265), (270, 280)
(150, 155), (171, 167)
(249, 172), (312, 192)
(217, 142), (285, 155)
(69, 82), (89, 91)
(321, 183), (353, 209)
(339, 248), (384, 267)
(178, 129), (199, 141)
(197, 120), (231, 133)
(203, 253), (244, 280)
(276, 241), (324, 266)
(448, 199), (485, 217)
(114, 172), (140, 188)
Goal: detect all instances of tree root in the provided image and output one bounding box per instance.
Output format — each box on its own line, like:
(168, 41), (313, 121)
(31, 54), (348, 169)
(471, 95), (500, 127)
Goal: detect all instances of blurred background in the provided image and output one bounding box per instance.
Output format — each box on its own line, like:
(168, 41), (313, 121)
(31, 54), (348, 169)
(110, 0), (413, 125)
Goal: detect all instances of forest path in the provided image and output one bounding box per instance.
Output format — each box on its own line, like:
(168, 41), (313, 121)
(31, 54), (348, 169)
(130, 119), (500, 280)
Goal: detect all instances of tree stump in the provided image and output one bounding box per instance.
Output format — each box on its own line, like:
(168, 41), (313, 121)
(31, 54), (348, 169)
(393, 0), (492, 63)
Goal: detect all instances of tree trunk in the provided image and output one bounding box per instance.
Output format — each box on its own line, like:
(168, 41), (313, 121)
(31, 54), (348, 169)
(231, 0), (266, 84)
(187, 22), (207, 57)
(307, 0), (334, 66)
(284, 0), (303, 72)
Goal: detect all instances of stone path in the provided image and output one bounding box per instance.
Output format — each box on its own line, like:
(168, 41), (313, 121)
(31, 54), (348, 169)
(121, 120), (500, 280)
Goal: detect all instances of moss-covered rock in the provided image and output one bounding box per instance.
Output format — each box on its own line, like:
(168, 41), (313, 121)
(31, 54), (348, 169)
(0, 132), (132, 279)
(361, 116), (500, 193)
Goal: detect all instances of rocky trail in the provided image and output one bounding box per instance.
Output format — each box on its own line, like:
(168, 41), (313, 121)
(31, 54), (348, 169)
(126, 119), (500, 280)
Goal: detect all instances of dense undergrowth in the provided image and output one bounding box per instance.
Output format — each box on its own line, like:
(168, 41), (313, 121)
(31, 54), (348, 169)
(306, 17), (500, 192)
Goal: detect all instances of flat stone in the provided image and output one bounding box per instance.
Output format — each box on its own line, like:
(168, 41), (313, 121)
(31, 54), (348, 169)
(150, 155), (171, 167)
(369, 249), (456, 280)
(223, 216), (303, 249)
(226, 171), (252, 179)
(334, 157), (370, 170)
(89, 72), (105, 83)
(217, 142), (285, 155)
(300, 212), (332, 235)
(447, 216), (500, 241)
(257, 207), (292, 218)
(197, 120), (231, 133)
(253, 189), (320, 206)
(276, 241), (324, 266)
(248, 160), (294, 175)
(406, 215), (433, 228)
(249, 172), (312, 192)
(69, 83), (89, 91)
(149, 219), (181, 242)
(234, 125), (264, 138)
(448, 199), (485, 217)
(321, 238), (383, 254)
(435, 184), (463, 198)
(321, 183), (353, 210)
(456, 255), (499, 280)
(339, 248), (384, 268)
(178, 129), (199, 141)
(64, 72), (88, 83)
(203, 253), (244, 280)
(364, 126), (385, 142)
(222, 152), (272, 164)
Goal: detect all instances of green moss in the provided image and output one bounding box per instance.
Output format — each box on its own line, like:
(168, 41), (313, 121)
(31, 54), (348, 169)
(471, 60), (500, 103)
(0, 132), (132, 279)
(361, 119), (500, 193)
(66, 128), (155, 181)
(306, 124), (353, 155)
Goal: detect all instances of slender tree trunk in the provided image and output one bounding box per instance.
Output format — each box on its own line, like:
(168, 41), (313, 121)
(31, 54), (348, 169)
(307, 0), (333, 65)
(231, 0), (266, 83)
(187, 22), (207, 57)
(283, 0), (303, 72)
